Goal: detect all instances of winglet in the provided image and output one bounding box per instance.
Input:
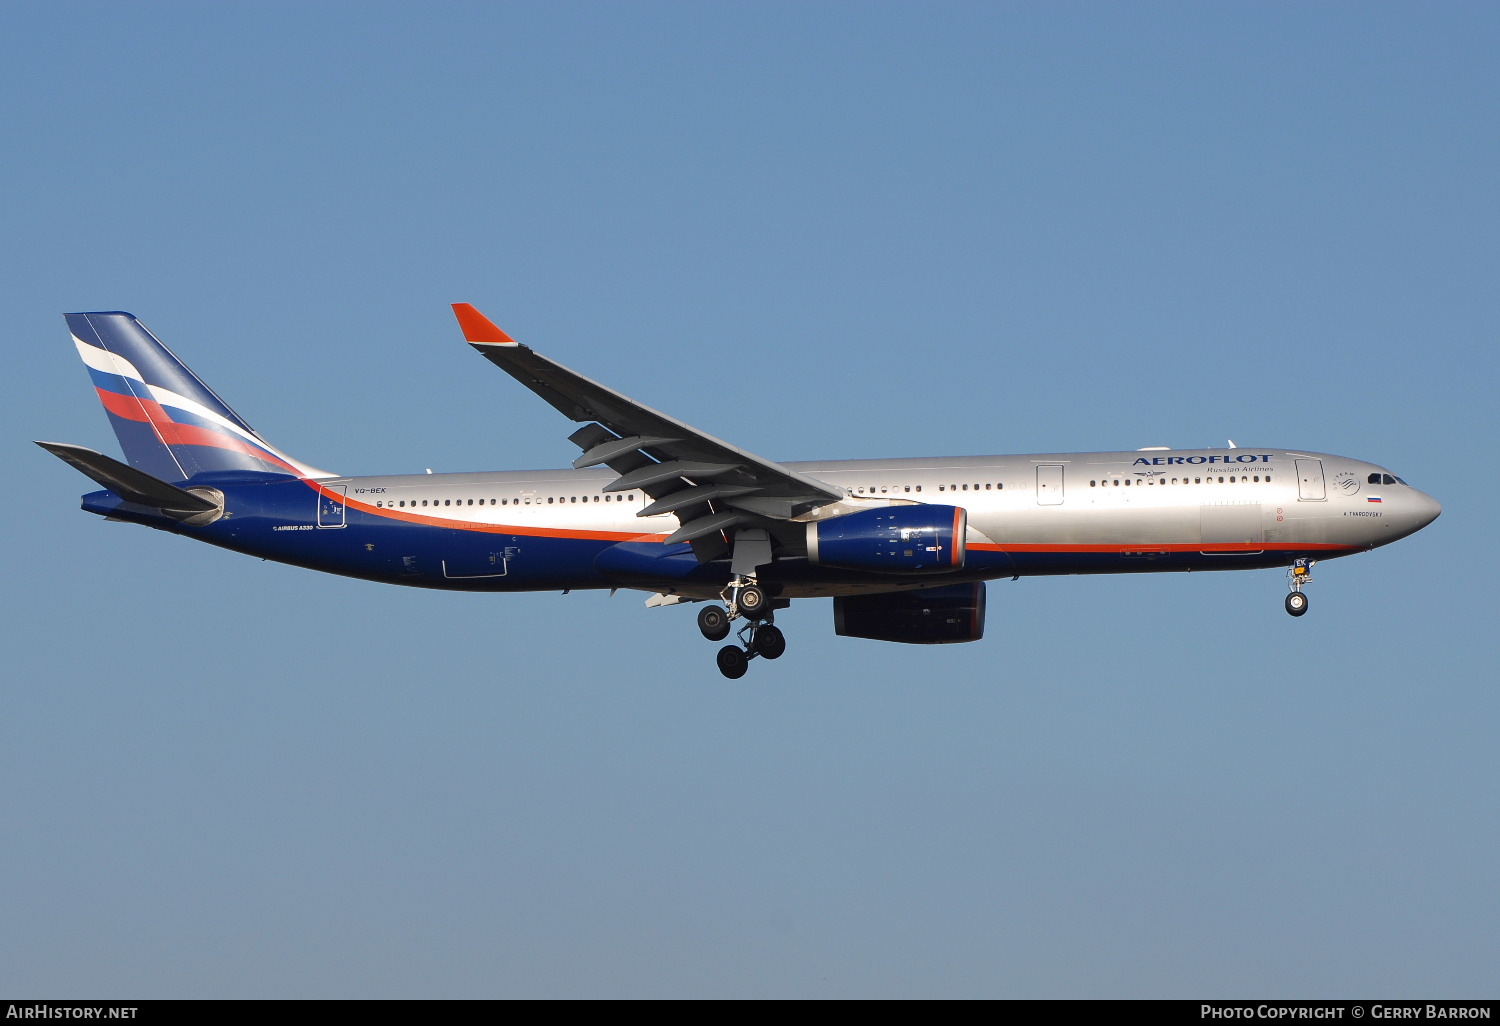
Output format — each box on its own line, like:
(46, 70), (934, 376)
(451, 303), (519, 346)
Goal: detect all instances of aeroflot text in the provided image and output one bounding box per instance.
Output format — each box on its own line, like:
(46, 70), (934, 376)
(1135, 454), (1274, 466)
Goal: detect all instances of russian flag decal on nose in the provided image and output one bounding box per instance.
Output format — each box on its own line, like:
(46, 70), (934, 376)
(1367, 496), (1383, 503)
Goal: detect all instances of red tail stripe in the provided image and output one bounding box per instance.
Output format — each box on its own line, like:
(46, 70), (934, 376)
(96, 387), (301, 476)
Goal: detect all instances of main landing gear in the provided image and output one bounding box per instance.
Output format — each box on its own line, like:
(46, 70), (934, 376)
(701, 578), (785, 678)
(1284, 558), (1314, 617)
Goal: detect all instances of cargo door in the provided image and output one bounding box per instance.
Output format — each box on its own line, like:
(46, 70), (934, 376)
(1200, 502), (1264, 552)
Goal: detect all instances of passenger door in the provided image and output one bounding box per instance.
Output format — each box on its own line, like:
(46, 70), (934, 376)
(1036, 465), (1064, 505)
(1295, 459), (1326, 501)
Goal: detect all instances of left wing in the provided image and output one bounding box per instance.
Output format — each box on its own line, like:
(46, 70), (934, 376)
(452, 304), (844, 558)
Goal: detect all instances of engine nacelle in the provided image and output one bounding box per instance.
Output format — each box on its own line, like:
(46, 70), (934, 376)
(806, 504), (966, 573)
(833, 583), (986, 644)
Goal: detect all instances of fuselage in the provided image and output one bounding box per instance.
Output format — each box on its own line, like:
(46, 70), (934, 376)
(90, 446), (1442, 600)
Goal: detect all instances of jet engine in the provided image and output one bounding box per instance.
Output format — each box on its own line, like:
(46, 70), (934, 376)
(806, 504), (966, 573)
(833, 582), (986, 644)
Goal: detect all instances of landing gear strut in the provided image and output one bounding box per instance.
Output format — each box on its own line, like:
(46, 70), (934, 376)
(706, 576), (785, 678)
(1285, 558), (1314, 617)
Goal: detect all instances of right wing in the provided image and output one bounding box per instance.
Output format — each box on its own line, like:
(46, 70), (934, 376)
(452, 304), (845, 556)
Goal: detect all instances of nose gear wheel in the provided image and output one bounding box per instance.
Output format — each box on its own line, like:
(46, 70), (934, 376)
(1284, 558), (1315, 617)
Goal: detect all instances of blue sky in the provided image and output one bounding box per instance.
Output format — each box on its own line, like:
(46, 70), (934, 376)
(3, 0), (1496, 998)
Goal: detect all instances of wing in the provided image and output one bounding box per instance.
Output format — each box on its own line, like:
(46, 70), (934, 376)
(452, 304), (843, 561)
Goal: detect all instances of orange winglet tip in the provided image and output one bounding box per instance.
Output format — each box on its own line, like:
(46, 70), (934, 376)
(451, 303), (518, 345)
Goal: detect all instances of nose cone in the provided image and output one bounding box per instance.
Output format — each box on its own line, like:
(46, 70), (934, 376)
(1383, 488), (1442, 544)
(1411, 490), (1442, 530)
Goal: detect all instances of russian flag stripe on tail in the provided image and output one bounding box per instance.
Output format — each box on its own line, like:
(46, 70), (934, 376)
(66, 311), (332, 483)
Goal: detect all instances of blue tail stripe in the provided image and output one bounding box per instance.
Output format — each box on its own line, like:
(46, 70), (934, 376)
(67, 312), (256, 434)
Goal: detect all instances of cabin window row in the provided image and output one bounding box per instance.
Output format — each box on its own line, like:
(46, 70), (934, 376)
(852, 483), (1003, 495)
(1089, 476), (1274, 487)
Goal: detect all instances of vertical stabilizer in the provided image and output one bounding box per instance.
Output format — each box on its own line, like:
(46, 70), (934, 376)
(66, 311), (331, 482)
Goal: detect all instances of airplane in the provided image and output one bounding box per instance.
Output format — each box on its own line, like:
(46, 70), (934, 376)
(40, 306), (1442, 678)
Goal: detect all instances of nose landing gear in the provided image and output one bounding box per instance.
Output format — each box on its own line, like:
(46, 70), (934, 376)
(1284, 558), (1314, 617)
(705, 577), (786, 677)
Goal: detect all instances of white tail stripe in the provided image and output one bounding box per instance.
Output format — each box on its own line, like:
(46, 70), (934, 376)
(74, 335), (146, 382)
(73, 336), (338, 480)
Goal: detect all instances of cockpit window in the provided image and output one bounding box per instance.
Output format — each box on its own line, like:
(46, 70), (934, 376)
(1368, 473), (1405, 486)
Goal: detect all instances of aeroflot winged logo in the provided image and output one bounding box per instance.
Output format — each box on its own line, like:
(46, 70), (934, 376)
(1133, 454), (1274, 466)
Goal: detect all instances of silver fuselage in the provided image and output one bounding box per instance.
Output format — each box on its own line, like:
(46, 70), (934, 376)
(284, 446), (1438, 598)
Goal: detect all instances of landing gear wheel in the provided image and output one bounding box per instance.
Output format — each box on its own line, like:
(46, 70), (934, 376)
(751, 624), (786, 660)
(737, 584), (768, 617)
(1285, 592), (1309, 617)
(697, 604), (731, 642)
(716, 645), (749, 679)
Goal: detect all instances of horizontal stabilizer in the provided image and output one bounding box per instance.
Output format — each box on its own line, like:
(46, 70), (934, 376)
(36, 441), (219, 512)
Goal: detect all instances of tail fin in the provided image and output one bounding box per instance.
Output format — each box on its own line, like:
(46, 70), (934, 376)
(66, 311), (332, 482)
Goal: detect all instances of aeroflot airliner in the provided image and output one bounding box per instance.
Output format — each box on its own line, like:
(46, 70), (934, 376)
(41, 306), (1441, 678)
